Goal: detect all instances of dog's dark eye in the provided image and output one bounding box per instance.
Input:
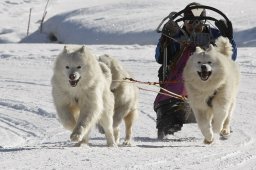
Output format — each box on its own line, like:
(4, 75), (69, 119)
(66, 66), (70, 69)
(208, 61), (212, 64)
(77, 66), (81, 69)
(197, 61), (201, 64)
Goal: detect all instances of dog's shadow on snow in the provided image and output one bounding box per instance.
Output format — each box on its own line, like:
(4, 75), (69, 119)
(133, 136), (205, 148)
(88, 136), (205, 148)
(69, 137), (205, 148)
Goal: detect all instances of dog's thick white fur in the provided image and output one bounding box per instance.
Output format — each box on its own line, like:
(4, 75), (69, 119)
(99, 54), (139, 146)
(183, 36), (240, 144)
(51, 46), (116, 147)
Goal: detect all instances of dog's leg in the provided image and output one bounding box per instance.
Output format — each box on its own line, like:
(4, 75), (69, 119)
(70, 106), (100, 143)
(194, 109), (214, 144)
(112, 112), (124, 145)
(220, 102), (234, 138)
(212, 104), (230, 134)
(113, 126), (120, 145)
(55, 103), (78, 131)
(220, 114), (231, 139)
(74, 129), (91, 147)
(99, 114), (117, 147)
(123, 110), (137, 146)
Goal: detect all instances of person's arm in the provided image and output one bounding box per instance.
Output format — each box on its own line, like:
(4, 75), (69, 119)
(155, 40), (163, 64)
(155, 36), (180, 64)
(155, 36), (180, 82)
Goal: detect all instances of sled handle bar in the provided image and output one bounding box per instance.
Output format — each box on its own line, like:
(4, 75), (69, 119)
(172, 5), (230, 23)
(156, 5), (231, 33)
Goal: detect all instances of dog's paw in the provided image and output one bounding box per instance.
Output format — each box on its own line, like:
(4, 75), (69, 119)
(220, 129), (231, 139)
(114, 138), (120, 145)
(203, 138), (214, 144)
(70, 125), (85, 142)
(107, 142), (118, 147)
(73, 138), (89, 147)
(70, 132), (83, 142)
(122, 140), (132, 146)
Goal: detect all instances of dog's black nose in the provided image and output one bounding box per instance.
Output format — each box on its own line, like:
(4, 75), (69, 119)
(69, 73), (77, 80)
(201, 65), (207, 71)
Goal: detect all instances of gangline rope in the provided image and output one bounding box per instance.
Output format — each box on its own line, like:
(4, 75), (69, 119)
(112, 77), (187, 101)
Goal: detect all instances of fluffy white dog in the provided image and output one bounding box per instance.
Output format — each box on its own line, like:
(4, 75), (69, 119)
(183, 36), (240, 144)
(99, 54), (139, 146)
(51, 46), (116, 147)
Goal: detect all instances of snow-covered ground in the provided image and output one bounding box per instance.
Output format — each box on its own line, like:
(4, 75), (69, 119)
(0, 0), (256, 169)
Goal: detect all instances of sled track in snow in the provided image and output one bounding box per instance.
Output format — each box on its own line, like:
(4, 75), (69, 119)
(0, 99), (55, 118)
(0, 110), (44, 148)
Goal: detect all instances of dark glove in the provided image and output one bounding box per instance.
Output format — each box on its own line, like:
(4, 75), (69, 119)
(162, 20), (179, 38)
(215, 19), (233, 40)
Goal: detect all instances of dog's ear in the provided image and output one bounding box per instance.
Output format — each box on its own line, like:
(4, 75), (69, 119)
(78, 45), (85, 53)
(195, 46), (203, 53)
(99, 54), (110, 60)
(99, 55), (107, 62)
(208, 44), (214, 51)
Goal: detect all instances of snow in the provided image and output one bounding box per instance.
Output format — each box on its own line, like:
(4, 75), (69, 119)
(0, 0), (256, 169)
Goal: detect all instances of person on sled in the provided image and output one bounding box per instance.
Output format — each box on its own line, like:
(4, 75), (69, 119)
(154, 2), (237, 139)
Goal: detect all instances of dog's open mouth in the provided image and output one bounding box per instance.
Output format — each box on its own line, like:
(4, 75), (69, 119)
(69, 77), (81, 87)
(197, 71), (212, 81)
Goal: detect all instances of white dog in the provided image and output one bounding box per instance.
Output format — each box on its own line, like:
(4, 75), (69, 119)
(99, 54), (139, 146)
(51, 46), (116, 147)
(183, 36), (240, 144)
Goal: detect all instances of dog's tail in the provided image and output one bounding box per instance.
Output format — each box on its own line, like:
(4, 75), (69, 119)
(99, 62), (112, 85)
(215, 36), (233, 58)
